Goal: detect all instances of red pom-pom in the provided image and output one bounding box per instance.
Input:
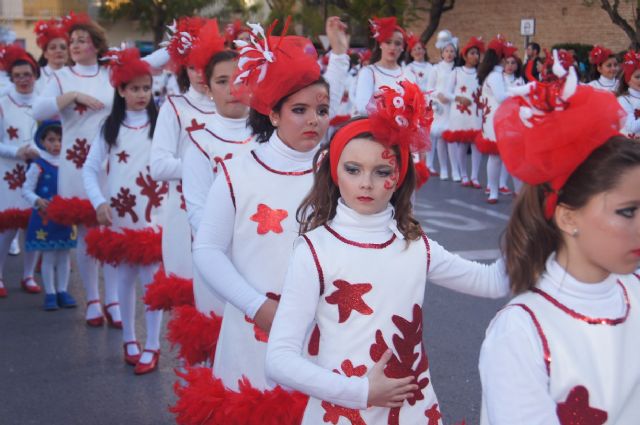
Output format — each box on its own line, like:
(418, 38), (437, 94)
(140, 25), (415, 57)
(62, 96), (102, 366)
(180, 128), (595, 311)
(0, 208), (31, 232)
(144, 266), (194, 311)
(166, 305), (221, 365)
(171, 368), (307, 425)
(85, 226), (162, 266)
(103, 48), (151, 88)
(46, 196), (97, 227)
(414, 161), (430, 190)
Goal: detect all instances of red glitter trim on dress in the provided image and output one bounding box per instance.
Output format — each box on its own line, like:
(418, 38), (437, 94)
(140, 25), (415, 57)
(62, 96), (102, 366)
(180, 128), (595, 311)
(217, 159), (236, 209)
(251, 151), (313, 176)
(69, 66), (100, 78)
(532, 281), (630, 325)
(325, 279), (373, 322)
(421, 233), (431, 273)
(324, 224), (396, 249)
(302, 235), (325, 295)
(556, 385), (608, 425)
(166, 95), (183, 129)
(307, 323), (320, 355)
(510, 303), (551, 375)
(122, 121), (150, 130)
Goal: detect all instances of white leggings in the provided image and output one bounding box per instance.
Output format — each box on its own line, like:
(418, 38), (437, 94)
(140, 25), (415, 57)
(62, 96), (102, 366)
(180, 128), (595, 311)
(487, 155), (502, 200)
(117, 263), (163, 349)
(456, 143), (483, 181)
(76, 225), (118, 305)
(41, 250), (70, 294)
(0, 229), (38, 280)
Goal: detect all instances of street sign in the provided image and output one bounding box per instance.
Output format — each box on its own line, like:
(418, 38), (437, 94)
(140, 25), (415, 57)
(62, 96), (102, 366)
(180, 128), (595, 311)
(520, 19), (535, 36)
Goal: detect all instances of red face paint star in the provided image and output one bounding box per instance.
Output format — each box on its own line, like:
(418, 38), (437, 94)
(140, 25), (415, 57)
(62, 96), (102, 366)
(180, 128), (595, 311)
(325, 279), (373, 323)
(6, 126), (18, 140)
(116, 150), (129, 163)
(74, 102), (88, 115)
(556, 386), (607, 425)
(250, 203), (288, 235)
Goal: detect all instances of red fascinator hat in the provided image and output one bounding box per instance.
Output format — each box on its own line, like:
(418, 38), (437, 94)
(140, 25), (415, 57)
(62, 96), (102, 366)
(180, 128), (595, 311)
(589, 45), (613, 66)
(487, 35), (516, 59)
(232, 18), (320, 116)
(161, 16), (208, 73)
(0, 43), (38, 72)
(34, 18), (68, 50)
(102, 48), (151, 87)
(461, 36), (485, 57)
(61, 11), (93, 33)
(188, 19), (226, 73)
(406, 32), (421, 52)
(330, 81), (433, 187)
(622, 50), (640, 83)
(369, 17), (405, 43)
(494, 50), (625, 219)
(225, 19), (250, 45)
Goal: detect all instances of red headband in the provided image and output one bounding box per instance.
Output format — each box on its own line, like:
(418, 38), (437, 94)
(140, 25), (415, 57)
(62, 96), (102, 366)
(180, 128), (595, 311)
(622, 50), (640, 83)
(330, 119), (410, 186)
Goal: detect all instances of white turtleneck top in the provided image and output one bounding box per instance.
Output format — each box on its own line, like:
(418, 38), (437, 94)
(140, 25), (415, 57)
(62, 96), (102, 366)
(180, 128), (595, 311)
(618, 87), (640, 136)
(266, 199), (509, 409)
(83, 109), (150, 209)
(484, 65), (508, 104)
(0, 87), (36, 158)
(587, 75), (619, 92)
(479, 254), (629, 425)
(23, 150), (59, 206)
(193, 132), (319, 319)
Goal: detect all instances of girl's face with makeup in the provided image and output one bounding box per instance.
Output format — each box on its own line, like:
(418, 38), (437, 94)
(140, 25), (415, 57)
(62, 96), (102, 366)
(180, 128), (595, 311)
(69, 29), (97, 65)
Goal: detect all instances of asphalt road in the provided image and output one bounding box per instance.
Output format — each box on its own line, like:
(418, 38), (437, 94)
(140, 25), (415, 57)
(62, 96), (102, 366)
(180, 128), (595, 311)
(0, 165), (515, 425)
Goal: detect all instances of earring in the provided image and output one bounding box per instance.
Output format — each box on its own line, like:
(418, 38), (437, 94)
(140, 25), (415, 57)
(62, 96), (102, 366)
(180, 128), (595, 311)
(571, 228), (579, 237)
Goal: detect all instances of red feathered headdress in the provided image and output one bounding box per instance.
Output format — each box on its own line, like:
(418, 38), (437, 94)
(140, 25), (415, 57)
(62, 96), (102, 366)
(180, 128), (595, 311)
(589, 45), (613, 66)
(622, 50), (640, 83)
(406, 32), (420, 52)
(494, 51), (625, 219)
(161, 16), (208, 72)
(225, 19), (250, 45)
(232, 18), (320, 116)
(330, 81), (433, 187)
(61, 11), (92, 33)
(461, 36), (485, 57)
(487, 35), (516, 59)
(34, 18), (68, 50)
(188, 19), (226, 73)
(102, 48), (151, 87)
(369, 17), (405, 43)
(0, 43), (37, 72)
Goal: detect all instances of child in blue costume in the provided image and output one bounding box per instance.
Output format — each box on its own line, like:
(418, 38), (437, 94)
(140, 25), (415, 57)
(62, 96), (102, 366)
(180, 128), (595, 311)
(23, 120), (77, 310)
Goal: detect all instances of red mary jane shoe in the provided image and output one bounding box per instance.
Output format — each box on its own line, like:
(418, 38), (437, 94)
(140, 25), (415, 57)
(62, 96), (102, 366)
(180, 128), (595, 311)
(86, 300), (104, 327)
(123, 341), (141, 366)
(134, 349), (160, 375)
(104, 302), (122, 329)
(21, 277), (42, 294)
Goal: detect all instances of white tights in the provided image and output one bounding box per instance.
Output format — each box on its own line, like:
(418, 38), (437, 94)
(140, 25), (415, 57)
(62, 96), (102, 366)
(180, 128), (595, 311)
(41, 250), (70, 294)
(486, 155), (502, 200)
(0, 229), (38, 282)
(456, 143), (483, 182)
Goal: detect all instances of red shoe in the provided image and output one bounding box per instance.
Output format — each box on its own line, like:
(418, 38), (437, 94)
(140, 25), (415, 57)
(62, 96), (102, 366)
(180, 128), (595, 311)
(21, 277), (42, 294)
(484, 187), (490, 194)
(104, 302), (122, 329)
(134, 349), (160, 375)
(0, 283), (6, 298)
(428, 168), (439, 176)
(86, 300), (104, 327)
(471, 180), (482, 189)
(123, 341), (141, 366)
(487, 198), (498, 205)
(499, 186), (512, 195)
(461, 179), (472, 187)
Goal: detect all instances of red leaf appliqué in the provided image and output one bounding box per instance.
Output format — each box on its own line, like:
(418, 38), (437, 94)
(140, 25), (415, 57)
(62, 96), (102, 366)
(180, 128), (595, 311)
(66, 138), (90, 168)
(3, 163), (26, 190)
(321, 359), (368, 425)
(110, 187), (138, 223)
(135, 166), (169, 222)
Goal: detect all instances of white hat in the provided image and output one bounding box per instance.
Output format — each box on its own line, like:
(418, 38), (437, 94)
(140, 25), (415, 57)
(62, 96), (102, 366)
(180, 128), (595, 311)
(435, 29), (458, 50)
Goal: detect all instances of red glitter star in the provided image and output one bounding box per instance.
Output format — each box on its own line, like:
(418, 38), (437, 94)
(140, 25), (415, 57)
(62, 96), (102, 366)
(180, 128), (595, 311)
(425, 403), (442, 425)
(460, 86), (467, 93)
(250, 203), (288, 234)
(6, 126), (18, 140)
(116, 150), (129, 163)
(74, 102), (88, 115)
(556, 385), (607, 425)
(325, 279), (373, 323)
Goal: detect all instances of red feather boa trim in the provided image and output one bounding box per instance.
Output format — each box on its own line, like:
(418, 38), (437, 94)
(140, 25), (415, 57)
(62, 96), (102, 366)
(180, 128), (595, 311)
(47, 196), (97, 227)
(414, 162), (430, 190)
(171, 367), (308, 425)
(442, 129), (480, 143)
(0, 208), (31, 232)
(167, 305), (221, 365)
(85, 226), (162, 266)
(144, 266), (194, 311)
(474, 134), (500, 155)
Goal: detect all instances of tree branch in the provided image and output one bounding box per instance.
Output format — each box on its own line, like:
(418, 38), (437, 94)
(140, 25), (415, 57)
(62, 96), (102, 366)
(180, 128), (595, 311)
(600, 0), (637, 44)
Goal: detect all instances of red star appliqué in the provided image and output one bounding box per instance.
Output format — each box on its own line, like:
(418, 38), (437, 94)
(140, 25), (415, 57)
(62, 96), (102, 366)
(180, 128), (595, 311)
(74, 102), (88, 115)
(250, 203), (288, 235)
(556, 385), (607, 425)
(116, 150), (129, 163)
(6, 126), (18, 140)
(634, 108), (640, 120)
(425, 403), (442, 425)
(325, 279), (373, 323)
(186, 118), (206, 132)
(460, 86), (467, 93)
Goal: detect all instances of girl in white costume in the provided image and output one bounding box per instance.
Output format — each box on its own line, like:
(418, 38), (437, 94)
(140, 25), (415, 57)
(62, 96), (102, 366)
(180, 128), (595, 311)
(480, 62), (640, 424)
(442, 36), (484, 187)
(353, 17), (415, 116)
(266, 82), (509, 424)
(33, 18), (69, 95)
(404, 33), (431, 93)
(476, 36), (517, 204)
(171, 17), (350, 425)
(83, 48), (166, 374)
(617, 50), (640, 139)
(0, 45), (41, 297)
(426, 30), (458, 180)
(587, 45), (619, 92)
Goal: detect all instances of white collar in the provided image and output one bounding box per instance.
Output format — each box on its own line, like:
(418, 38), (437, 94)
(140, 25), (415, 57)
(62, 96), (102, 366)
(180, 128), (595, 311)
(330, 199), (403, 242)
(628, 87), (640, 98)
(72, 63), (99, 76)
(254, 131), (319, 172)
(185, 86), (215, 109)
(39, 150), (60, 166)
(124, 109), (149, 127)
(9, 87), (34, 106)
(541, 253), (618, 300)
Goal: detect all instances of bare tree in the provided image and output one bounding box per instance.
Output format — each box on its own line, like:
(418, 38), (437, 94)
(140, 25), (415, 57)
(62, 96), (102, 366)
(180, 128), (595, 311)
(592, 0), (640, 48)
(419, 0), (456, 44)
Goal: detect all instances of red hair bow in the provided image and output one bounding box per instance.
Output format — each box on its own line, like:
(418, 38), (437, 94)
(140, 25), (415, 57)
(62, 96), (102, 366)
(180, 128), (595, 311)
(406, 32), (420, 52)
(622, 50), (640, 83)
(102, 48), (151, 88)
(34, 18), (68, 50)
(488, 35), (516, 59)
(589, 45), (613, 66)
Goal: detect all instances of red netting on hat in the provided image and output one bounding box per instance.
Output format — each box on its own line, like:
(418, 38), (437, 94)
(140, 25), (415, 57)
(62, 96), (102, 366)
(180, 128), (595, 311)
(495, 65), (625, 198)
(487, 35), (516, 59)
(232, 19), (320, 116)
(103, 48), (151, 87)
(0, 43), (37, 72)
(461, 36), (485, 56)
(34, 18), (68, 50)
(188, 19), (226, 73)
(225, 19), (250, 45)
(161, 17), (208, 72)
(369, 17), (405, 43)
(61, 11), (92, 33)
(366, 80), (432, 153)
(589, 45), (613, 66)
(622, 50), (640, 83)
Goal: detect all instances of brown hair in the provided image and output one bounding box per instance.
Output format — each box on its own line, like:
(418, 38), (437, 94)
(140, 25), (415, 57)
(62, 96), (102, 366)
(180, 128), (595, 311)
(297, 122), (422, 241)
(503, 136), (640, 294)
(69, 22), (108, 63)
